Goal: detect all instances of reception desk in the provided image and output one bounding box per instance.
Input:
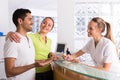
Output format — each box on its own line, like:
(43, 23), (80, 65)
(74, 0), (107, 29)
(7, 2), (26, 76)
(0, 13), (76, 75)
(53, 60), (120, 80)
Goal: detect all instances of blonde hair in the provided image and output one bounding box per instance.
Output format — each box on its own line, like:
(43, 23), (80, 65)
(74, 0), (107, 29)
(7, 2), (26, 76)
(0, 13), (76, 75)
(91, 17), (118, 54)
(91, 17), (115, 43)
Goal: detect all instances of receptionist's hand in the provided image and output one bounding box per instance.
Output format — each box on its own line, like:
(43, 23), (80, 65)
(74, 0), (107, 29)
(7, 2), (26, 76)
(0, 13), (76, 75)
(70, 58), (80, 63)
(62, 54), (74, 61)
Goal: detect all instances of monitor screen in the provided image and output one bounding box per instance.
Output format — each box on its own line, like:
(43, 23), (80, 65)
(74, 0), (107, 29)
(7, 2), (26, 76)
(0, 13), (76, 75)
(56, 43), (65, 52)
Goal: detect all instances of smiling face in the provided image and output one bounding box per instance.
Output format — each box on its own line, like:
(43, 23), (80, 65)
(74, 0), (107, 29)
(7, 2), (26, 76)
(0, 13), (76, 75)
(87, 21), (102, 38)
(40, 18), (54, 34)
(19, 13), (34, 32)
(22, 13), (34, 32)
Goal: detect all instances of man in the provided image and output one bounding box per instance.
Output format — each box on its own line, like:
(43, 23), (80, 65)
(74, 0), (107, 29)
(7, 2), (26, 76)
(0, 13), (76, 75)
(4, 8), (52, 80)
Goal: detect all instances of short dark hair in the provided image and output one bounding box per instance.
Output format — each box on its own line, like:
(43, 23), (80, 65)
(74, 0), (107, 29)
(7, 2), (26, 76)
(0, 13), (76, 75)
(12, 8), (31, 27)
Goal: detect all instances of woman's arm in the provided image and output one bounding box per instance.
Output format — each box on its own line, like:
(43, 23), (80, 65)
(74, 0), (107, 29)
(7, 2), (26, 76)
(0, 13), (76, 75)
(72, 50), (85, 58)
(6, 32), (21, 43)
(48, 52), (58, 60)
(92, 63), (112, 71)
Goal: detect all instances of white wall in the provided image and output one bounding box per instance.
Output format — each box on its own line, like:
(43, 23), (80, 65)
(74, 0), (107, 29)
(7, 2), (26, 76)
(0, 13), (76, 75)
(0, 0), (9, 35)
(76, 0), (120, 3)
(57, 0), (75, 52)
(0, 36), (6, 79)
(0, 1), (8, 79)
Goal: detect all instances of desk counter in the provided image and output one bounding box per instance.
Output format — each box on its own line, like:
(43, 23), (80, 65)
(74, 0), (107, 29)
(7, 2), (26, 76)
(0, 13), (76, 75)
(53, 60), (120, 80)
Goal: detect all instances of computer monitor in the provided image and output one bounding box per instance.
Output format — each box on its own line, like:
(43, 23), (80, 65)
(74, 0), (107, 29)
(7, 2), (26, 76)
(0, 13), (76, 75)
(56, 43), (66, 53)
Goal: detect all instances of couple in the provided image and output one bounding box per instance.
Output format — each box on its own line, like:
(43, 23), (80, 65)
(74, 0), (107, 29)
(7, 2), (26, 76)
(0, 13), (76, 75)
(4, 8), (57, 80)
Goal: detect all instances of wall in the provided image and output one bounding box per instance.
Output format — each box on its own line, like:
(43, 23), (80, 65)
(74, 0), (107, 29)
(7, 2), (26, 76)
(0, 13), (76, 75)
(0, 1), (8, 79)
(0, 36), (6, 79)
(0, 0), (9, 35)
(57, 0), (75, 53)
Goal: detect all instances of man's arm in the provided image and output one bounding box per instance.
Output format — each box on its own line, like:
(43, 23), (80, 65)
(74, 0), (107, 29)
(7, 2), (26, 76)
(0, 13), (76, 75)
(5, 58), (53, 77)
(35, 58), (53, 66)
(4, 58), (36, 77)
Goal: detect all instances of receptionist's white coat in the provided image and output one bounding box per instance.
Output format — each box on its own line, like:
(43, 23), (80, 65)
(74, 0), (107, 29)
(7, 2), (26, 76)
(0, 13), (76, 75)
(81, 37), (120, 74)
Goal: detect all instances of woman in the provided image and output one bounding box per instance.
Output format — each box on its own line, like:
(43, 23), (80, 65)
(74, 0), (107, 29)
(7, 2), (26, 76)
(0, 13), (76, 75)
(6, 17), (57, 80)
(64, 17), (120, 74)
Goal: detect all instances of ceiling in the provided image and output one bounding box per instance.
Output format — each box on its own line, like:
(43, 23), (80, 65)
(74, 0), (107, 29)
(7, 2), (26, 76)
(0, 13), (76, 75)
(8, 0), (57, 11)
(8, 0), (120, 12)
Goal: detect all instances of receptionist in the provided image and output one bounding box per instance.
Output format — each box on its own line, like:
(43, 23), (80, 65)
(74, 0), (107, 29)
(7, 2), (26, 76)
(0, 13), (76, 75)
(63, 17), (120, 74)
